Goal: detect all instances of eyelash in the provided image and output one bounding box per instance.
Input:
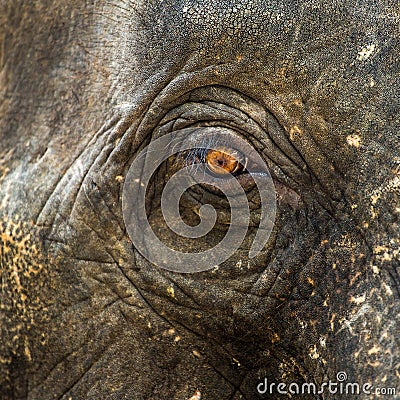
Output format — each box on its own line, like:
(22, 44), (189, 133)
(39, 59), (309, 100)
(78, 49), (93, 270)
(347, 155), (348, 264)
(185, 136), (223, 163)
(185, 147), (209, 166)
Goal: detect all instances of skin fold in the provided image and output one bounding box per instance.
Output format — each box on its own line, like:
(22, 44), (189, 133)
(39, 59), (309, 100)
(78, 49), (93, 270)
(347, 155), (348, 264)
(0, 1), (399, 399)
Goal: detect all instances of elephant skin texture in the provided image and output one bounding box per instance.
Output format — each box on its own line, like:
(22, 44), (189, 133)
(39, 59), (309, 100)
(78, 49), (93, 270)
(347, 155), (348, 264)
(0, 1), (399, 399)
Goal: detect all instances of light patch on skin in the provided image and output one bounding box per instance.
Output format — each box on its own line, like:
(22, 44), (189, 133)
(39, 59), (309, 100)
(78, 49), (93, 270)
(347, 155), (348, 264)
(188, 389), (201, 400)
(369, 175), (400, 205)
(370, 205), (379, 219)
(0, 218), (47, 387)
(289, 125), (303, 141)
(382, 282), (393, 296)
(133, 178), (145, 187)
(350, 293), (366, 305)
(192, 350), (201, 358)
(0, 148), (14, 183)
(336, 303), (370, 336)
(337, 234), (357, 249)
(11, 262), (24, 294)
(0, 166), (10, 182)
(163, 328), (182, 343)
(308, 345), (320, 360)
(292, 99), (303, 107)
(307, 277), (315, 286)
(163, 328), (176, 336)
(346, 134), (362, 148)
(368, 345), (381, 356)
(211, 265), (219, 273)
(167, 286), (175, 298)
(271, 332), (280, 344)
(278, 363), (288, 379)
(1, 219), (44, 294)
(24, 336), (32, 362)
(299, 320), (307, 330)
(371, 265), (380, 275)
(232, 357), (241, 367)
(371, 193), (381, 205)
(368, 360), (381, 367)
(319, 336), (327, 348)
(357, 44), (377, 61)
(369, 76), (375, 87)
(349, 271), (361, 286)
(0, 187), (11, 211)
(373, 241), (400, 264)
(330, 313), (336, 331)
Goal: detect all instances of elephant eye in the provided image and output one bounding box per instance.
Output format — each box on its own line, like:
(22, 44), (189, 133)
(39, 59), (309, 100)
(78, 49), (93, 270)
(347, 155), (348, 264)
(175, 145), (257, 196)
(166, 129), (265, 196)
(185, 147), (247, 178)
(205, 147), (245, 176)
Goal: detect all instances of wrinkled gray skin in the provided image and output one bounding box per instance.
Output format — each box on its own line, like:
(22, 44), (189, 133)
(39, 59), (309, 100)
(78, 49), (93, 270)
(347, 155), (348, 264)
(1, 1), (399, 399)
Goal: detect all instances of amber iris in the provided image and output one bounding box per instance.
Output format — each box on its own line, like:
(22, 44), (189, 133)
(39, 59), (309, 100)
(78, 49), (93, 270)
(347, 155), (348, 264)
(205, 148), (243, 175)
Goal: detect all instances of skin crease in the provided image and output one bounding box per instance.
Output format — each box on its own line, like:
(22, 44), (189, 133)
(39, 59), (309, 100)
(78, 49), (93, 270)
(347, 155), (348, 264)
(0, 0), (399, 399)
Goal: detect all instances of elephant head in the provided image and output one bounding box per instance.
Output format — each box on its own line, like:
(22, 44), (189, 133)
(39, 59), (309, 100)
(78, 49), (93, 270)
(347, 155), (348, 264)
(1, 1), (399, 398)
